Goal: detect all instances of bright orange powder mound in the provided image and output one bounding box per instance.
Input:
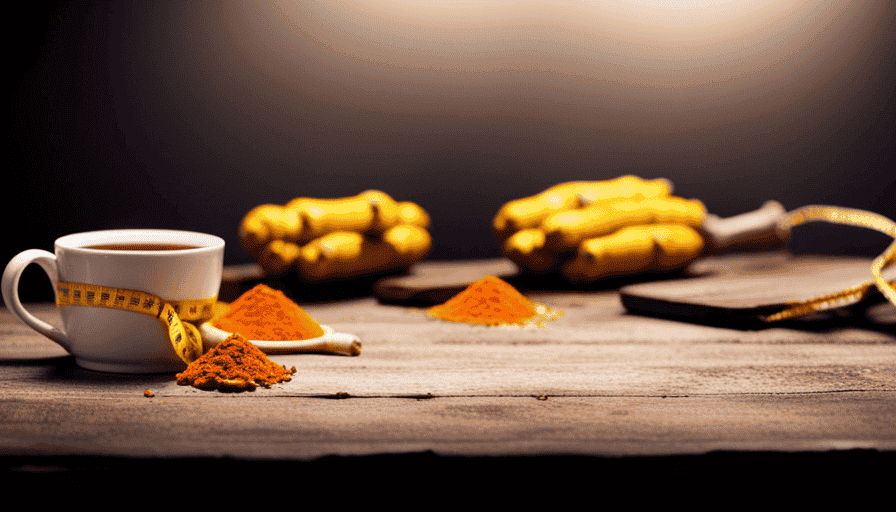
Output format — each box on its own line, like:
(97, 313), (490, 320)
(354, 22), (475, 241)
(427, 275), (538, 325)
(176, 333), (296, 392)
(212, 283), (326, 341)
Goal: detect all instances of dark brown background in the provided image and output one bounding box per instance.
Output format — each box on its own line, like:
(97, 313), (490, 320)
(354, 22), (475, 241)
(8, 1), (895, 302)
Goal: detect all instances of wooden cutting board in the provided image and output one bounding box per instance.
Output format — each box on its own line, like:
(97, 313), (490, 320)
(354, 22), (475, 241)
(619, 251), (895, 325)
(372, 259), (520, 306)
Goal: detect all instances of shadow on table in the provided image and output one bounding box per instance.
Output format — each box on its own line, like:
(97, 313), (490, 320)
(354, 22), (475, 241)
(0, 354), (179, 383)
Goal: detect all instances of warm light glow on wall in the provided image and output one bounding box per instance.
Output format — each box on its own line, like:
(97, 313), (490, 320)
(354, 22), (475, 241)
(15, 0), (890, 262)
(222, 0), (874, 126)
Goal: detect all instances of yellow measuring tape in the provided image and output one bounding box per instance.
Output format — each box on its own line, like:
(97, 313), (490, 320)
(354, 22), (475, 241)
(55, 281), (215, 364)
(761, 205), (896, 322)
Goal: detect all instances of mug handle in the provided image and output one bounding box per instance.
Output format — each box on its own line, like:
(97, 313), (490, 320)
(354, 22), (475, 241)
(2, 249), (70, 349)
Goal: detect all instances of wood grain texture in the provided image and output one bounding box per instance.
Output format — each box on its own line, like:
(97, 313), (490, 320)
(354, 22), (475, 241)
(3, 394), (894, 460)
(1, 256), (894, 462)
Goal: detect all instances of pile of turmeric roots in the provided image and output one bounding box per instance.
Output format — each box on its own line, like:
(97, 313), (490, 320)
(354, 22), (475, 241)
(240, 190), (431, 280)
(240, 176), (708, 282)
(494, 175), (707, 282)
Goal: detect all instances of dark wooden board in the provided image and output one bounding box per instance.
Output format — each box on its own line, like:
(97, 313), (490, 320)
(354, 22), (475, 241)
(372, 258), (520, 305)
(620, 252), (896, 326)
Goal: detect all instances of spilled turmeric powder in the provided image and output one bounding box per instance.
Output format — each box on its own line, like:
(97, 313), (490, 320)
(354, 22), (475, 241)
(176, 333), (296, 392)
(427, 275), (560, 326)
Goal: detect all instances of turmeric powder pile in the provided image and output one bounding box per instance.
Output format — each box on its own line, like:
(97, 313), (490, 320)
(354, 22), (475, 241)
(428, 275), (560, 327)
(494, 175), (707, 282)
(176, 333), (297, 392)
(212, 283), (325, 341)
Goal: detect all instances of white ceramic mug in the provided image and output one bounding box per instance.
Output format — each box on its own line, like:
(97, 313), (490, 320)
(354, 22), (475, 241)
(2, 229), (224, 373)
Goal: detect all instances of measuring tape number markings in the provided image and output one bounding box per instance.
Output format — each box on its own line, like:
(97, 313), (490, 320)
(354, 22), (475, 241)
(55, 281), (215, 364)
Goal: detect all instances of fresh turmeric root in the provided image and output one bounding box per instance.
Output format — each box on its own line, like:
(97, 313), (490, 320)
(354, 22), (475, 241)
(295, 226), (432, 281)
(239, 204), (303, 258)
(561, 224), (705, 282)
(241, 191), (432, 278)
(542, 196), (706, 252)
(241, 190), (398, 258)
(496, 177), (708, 282)
(397, 201), (430, 229)
(501, 229), (560, 273)
(493, 175), (673, 240)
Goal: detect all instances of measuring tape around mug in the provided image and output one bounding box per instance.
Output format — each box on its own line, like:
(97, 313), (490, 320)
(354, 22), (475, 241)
(55, 281), (216, 364)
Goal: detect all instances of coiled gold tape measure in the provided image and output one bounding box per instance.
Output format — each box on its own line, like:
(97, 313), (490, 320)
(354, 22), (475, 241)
(761, 205), (896, 322)
(55, 281), (215, 364)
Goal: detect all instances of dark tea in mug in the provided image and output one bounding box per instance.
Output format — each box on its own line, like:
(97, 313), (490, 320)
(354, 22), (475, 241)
(84, 244), (200, 251)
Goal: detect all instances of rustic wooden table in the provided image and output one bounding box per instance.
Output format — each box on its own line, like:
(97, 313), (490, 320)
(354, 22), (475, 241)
(2, 255), (894, 490)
